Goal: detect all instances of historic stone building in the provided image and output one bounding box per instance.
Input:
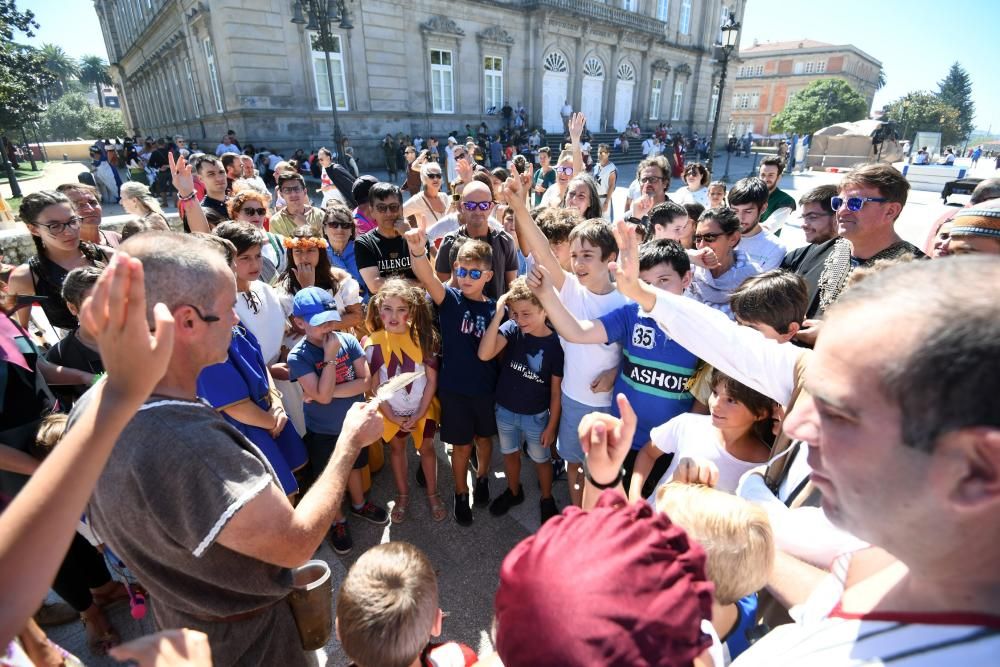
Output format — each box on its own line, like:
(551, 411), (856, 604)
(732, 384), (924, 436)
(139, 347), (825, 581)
(729, 39), (882, 137)
(94, 0), (745, 163)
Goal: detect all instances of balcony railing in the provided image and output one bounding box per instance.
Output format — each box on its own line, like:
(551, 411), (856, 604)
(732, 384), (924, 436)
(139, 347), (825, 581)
(520, 0), (667, 37)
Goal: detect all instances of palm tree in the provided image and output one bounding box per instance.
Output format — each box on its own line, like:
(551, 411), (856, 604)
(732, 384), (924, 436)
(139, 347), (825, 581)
(38, 43), (79, 101)
(876, 69), (887, 91)
(79, 55), (112, 107)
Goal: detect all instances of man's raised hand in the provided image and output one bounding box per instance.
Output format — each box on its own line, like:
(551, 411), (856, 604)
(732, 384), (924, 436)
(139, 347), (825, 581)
(569, 112), (586, 142)
(404, 228), (427, 256)
(578, 393), (636, 485)
(167, 151), (194, 197)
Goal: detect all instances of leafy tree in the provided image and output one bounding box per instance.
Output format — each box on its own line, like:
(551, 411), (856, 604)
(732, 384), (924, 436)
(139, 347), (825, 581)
(39, 92), (93, 141)
(79, 55), (111, 107)
(0, 1), (57, 132)
(876, 69), (886, 91)
(884, 91), (963, 146)
(769, 79), (869, 136)
(936, 62), (974, 142)
(38, 42), (79, 101)
(91, 107), (127, 139)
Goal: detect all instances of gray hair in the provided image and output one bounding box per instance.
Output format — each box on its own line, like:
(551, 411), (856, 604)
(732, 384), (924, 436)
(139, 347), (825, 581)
(830, 256), (1000, 452)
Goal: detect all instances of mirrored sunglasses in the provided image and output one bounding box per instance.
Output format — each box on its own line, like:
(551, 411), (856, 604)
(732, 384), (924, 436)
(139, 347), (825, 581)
(831, 196), (888, 212)
(462, 201), (494, 211)
(455, 267), (484, 280)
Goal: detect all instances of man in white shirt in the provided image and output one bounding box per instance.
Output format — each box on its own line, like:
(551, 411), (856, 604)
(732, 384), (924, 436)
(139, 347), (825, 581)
(560, 101), (573, 133)
(727, 177), (787, 271)
(641, 135), (655, 157)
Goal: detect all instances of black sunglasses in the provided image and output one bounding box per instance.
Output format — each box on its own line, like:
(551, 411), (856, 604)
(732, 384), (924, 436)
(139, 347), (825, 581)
(694, 233), (727, 244)
(325, 221), (354, 230)
(240, 207), (267, 216)
(182, 303), (221, 323)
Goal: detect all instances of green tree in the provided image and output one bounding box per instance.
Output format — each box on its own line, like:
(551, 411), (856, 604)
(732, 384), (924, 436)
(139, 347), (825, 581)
(90, 107), (127, 138)
(936, 62), (974, 142)
(38, 42), (79, 101)
(769, 79), (869, 136)
(885, 91), (963, 146)
(78, 55), (112, 107)
(876, 69), (886, 91)
(0, 1), (57, 132)
(39, 92), (94, 141)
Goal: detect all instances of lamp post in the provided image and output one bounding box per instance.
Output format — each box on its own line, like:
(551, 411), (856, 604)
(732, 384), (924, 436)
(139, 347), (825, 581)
(291, 0), (354, 166)
(706, 15), (740, 177)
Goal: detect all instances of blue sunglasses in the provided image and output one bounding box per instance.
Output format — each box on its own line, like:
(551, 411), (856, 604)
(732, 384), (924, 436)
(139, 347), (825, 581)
(831, 196), (888, 212)
(462, 201), (494, 211)
(455, 267), (484, 280)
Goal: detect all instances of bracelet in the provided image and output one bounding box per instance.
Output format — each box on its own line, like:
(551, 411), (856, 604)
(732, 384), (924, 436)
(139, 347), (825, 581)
(177, 191), (197, 201)
(584, 463), (624, 490)
(411, 251), (427, 258)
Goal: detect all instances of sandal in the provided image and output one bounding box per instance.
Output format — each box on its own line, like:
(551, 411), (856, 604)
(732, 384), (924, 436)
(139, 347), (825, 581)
(81, 614), (120, 657)
(391, 494), (410, 524)
(427, 492), (447, 523)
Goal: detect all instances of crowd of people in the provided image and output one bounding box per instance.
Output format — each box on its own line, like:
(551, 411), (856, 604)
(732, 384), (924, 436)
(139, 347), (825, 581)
(2, 108), (1000, 667)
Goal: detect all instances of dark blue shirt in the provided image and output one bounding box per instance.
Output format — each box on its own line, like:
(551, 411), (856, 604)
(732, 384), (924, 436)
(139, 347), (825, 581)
(495, 320), (563, 415)
(326, 238), (368, 303)
(437, 286), (497, 395)
(288, 332), (366, 435)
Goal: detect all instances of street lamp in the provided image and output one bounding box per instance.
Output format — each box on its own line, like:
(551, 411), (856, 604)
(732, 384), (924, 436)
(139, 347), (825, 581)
(291, 0), (354, 165)
(706, 14), (740, 178)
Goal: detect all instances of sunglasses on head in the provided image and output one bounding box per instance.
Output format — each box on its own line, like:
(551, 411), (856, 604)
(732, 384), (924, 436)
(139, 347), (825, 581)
(557, 166), (574, 176)
(831, 196), (888, 212)
(462, 201), (494, 211)
(325, 221), (353, 230)
(694, 232), (725, 244)
(240, 207), (267, 216)
(455, 267), (484, 280)
(374, 202), (401, 213)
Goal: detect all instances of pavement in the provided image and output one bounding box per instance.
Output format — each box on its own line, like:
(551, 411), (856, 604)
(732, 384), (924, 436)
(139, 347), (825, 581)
(27, 151), (1000, 665)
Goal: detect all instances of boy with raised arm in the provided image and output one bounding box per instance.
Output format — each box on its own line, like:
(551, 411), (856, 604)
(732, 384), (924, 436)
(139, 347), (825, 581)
(504, 166), (625, 507)
(403, 227), (498, 526)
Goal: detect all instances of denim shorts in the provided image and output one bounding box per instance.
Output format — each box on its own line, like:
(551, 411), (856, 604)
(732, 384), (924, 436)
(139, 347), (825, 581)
(495, 405), (552, 464)
(556, 394), (610, 464)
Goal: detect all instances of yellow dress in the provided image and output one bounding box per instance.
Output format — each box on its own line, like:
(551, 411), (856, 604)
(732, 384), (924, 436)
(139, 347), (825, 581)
(363, 329), (441, 446)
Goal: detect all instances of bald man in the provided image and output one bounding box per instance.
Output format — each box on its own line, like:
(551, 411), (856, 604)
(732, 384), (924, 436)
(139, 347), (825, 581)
(80, 232), (383, 665)
(435, 180), (518, 299)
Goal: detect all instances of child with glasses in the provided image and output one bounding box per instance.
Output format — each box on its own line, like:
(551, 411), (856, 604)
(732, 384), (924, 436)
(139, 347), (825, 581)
(404, 229), (499, 527)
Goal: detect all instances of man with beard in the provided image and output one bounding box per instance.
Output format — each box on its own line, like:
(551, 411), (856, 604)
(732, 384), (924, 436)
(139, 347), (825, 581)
(758, 156), (796, 226)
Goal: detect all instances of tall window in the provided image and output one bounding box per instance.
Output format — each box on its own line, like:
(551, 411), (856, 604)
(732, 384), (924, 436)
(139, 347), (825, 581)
(430, 49), (454, 114)
(750, 92), (759, 109)
(483, 56), (503, 113)
(649, 78), (662, 120)
(202, 38), (223, 113)
(816, 60), (827, 73)
(184, 57), (201, 117)
(623, 0), (638, 10)
(310, 33), (348, 111)
(671, 80), (684, 120)
(716, 5), (730, 43)
(793, 61), (804, 75)
(679, 0), (691, 34)
(656, 0), (669, 21)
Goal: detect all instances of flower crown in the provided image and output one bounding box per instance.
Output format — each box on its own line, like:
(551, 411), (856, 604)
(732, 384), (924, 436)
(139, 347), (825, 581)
(283, 236), (328, 250)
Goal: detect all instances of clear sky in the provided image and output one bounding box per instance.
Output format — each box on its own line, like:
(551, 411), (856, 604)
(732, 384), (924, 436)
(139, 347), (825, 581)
(20, 0), (109, 59)
(740, 0), (999, 133)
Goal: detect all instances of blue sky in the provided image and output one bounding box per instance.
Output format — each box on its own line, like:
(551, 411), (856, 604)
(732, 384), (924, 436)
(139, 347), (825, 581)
(20, 0), (999, 133)
(740, 0), (998, 133)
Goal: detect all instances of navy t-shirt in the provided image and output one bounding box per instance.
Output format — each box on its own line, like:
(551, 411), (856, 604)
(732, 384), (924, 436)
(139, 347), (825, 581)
(436, 286), (497, 395)
(599, 302), (698, 450)
(287, 332), (366, 435)
(495, 320), (564, 415)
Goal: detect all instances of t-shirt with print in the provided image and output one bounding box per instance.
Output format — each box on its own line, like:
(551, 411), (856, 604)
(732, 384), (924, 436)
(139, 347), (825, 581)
(287, 332), (365, 435)
(599, 301), (697, 450)
(76, 394), (309, 666)
(354, 229), (420, 282)
(436, 286), (497, 396)
(495, 320), (563, 415)
(649, 413), (762, 495)
(558, 274), (626, 407)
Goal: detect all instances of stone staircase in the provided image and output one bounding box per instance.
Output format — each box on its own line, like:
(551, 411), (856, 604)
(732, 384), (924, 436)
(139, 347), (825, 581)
(542, 131), (647, 167)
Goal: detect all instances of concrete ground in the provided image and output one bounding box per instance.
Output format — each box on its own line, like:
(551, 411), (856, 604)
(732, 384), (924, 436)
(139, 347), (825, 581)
(27, 151), (1000, 665)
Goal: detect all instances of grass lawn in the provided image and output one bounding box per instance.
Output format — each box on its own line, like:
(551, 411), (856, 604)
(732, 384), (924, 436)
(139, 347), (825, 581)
(0, 167), (43, 183)
(5, 195), (22, 212)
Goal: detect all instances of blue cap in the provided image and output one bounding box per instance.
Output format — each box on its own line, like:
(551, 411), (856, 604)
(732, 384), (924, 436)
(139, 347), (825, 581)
(291, 287), (341, 326)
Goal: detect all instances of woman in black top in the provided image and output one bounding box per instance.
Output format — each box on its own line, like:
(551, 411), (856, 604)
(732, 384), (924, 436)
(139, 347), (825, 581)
(6, 191), (111, 334)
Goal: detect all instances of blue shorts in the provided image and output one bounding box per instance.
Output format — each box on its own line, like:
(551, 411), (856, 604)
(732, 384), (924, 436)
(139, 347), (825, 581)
(556, 394), (610, 464)
(495, 405), (552, 464)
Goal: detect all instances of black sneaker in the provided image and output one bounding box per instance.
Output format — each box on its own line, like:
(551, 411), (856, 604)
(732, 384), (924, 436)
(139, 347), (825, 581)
(454, 493), (473, 526)
(473, 476), (491, 507)
(551, 456), (566, 481)
(540, 497), (559, 524)
(329, 521), (352, 554)
(416, 466), (427, 488)
(489, 487), (525, 516)
(349, 501), (389, 525)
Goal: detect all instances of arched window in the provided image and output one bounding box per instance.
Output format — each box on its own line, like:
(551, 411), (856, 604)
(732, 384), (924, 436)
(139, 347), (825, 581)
(617, 62), (636, 81)
(544, 51), (568, 73)
(583, 57), (605, 78)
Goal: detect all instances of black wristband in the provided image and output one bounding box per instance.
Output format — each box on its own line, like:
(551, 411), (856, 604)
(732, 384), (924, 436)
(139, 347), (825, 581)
(584, 464), (624, 490)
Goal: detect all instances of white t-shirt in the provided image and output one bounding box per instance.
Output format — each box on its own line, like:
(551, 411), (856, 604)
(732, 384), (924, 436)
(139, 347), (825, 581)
(236, 281), (288, 364)
(649, 413), (763, 494)
(540, 184), (564, 207)
(673, 186), (710, 208)
(558, 274), (626, 406)
(731, 554), (1000, 665)
(738, 228), (786, 272)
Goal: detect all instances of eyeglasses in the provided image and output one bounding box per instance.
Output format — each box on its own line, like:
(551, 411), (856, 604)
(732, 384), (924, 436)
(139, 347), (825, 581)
(426, 173), (443, 179)
(694, 232), (726, 244)
(182, 303), (221, 323)
(640, 176), (664, 184)
(240, 207), (267, 216)
(35, 216), (81, 235)
(374, 202), (401, 213)
(281, 186), (305, 194)
(831, 196), (888, 212)
(557, 166), (574, 176)
(462, 201), (494, 211)
(325, 221), (354, 230)
(455, 267), (484, 280)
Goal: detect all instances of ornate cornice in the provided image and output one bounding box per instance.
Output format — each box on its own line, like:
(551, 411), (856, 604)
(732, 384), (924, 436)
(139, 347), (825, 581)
(651, 58), (671, 72)
(420, 15), (465, 37)
(675, 62), (693, 76)
(477, 25), (515, 46)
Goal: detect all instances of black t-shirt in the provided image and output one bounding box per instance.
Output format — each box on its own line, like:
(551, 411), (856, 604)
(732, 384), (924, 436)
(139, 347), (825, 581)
(354, 229), (420, 283)
(434, 227), (518, 300)
(201, 195), (229, 220)
(781, 239), (837, 319)
(147, 147), (177, 170)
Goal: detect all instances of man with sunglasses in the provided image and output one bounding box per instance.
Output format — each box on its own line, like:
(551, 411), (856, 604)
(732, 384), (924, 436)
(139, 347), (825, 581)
(782, 164), (923, 322)
(434, 181), (518, 300)
(355, 182), (428, 294)
(269, 172), (325, 237)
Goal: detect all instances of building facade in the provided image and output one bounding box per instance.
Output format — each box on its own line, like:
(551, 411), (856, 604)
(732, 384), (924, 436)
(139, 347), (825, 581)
(728, 39), (881, 137)
(94, 0), (745, 163)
